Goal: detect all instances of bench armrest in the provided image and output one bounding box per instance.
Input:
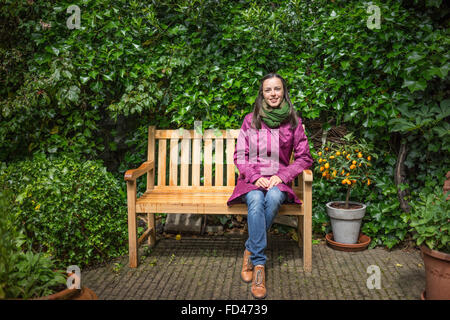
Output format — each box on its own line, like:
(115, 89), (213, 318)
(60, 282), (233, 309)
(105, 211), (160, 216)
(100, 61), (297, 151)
(302, 169), (313, 182)
(124, 161), (154, 181)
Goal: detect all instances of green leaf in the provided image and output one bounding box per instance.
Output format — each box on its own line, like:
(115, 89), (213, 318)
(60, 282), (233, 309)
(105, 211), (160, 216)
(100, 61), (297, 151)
(406, 52), (425, 63)
(402, 79), (427, 92)
(67, 86), (80, 102)
(80, 76), (90, 84)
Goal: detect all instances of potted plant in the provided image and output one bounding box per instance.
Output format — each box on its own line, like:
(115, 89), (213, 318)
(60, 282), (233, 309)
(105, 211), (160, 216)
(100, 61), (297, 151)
(409, 185), (449, 300)
(315, 134), (376, 245)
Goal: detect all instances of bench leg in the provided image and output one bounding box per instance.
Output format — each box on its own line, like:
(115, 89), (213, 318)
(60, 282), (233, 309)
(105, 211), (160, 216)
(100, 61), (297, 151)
(303, 212), (312, 273)
(147, 213), (156, 247)
(297, 216), (304, 248)
(127, 180), (138, 268)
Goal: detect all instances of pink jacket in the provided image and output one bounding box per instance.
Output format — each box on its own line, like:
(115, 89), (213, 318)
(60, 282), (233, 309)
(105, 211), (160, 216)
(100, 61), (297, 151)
(227, 112), (313, 206)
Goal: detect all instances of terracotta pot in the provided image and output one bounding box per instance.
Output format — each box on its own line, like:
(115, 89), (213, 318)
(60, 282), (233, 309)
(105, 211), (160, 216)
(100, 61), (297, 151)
(420, 245), (450, 300)
(35, 286), (98, 300)
(325, 233), (371, 252)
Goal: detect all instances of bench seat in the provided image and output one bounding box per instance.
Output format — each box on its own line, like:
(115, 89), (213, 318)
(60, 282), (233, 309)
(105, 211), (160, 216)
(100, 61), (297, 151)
(136, 186), (304, 215)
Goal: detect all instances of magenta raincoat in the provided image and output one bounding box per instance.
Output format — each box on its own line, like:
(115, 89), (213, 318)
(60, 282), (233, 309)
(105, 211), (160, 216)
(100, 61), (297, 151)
(227, 112), (314, 206)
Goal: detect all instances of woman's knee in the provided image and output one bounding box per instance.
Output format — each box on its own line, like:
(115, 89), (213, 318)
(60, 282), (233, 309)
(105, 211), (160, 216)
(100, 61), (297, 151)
(245, 190), (264, 205)
(265, 186), (286, 204)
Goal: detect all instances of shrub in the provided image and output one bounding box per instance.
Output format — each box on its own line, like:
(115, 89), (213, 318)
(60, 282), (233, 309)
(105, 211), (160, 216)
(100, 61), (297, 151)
(0, 152), (128, 268)
(409, 185), (449, 253)
(0, 187), (67, 299)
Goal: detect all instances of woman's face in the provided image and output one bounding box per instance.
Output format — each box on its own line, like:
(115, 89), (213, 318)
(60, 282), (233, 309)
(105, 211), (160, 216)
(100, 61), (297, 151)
(262, 77), (284, 108)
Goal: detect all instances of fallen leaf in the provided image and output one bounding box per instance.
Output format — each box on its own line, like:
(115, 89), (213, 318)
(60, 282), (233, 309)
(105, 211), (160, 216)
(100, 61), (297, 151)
(395, 263), (403, 267)
(291, 232), (298, 242)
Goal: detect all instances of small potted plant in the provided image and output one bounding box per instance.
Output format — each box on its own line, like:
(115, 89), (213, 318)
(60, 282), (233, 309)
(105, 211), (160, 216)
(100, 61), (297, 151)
(314, 133), (376, 245)
(409, 185), (449, 300)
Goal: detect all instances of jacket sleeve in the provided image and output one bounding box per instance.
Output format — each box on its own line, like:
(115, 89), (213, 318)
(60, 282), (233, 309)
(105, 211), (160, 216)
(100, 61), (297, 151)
(276, 118), (313, 184)
(234, 116), (262, 184)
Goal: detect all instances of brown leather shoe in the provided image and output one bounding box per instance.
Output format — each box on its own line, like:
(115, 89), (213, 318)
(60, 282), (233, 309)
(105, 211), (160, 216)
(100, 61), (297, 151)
(251, 265), (267, 299)
(240, 249), (253, 283)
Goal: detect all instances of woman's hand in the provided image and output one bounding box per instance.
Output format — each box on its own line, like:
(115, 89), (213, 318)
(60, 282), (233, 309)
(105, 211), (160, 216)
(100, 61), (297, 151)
(255, 177), (270, 189)
(255, 176), (282, 189)
(268, 175), (283, 189)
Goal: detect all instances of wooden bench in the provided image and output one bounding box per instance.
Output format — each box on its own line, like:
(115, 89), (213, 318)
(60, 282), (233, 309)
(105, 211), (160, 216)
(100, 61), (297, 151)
(124, 125), (313, 272)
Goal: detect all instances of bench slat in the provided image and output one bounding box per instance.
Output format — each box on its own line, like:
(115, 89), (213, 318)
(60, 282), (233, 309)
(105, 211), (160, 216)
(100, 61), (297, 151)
(155, 129), (240, 139)
(157, 139), (167, 186)
(181, 137), (190, 186)
(226, 137), (235, 186)
(169, 138), (178, 186)
(136, 204), (303, 215)
(215, 138), (223, 186)
(204, 132), (212, 186)
(192, 129), (202, 186)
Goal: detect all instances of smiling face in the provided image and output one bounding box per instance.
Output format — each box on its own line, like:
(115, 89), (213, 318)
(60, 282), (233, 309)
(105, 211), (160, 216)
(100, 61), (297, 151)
(262, 77), (284, 108)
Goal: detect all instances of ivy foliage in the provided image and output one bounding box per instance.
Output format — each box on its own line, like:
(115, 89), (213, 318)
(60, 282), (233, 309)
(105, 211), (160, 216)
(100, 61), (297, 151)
(0, 0), (448, 251)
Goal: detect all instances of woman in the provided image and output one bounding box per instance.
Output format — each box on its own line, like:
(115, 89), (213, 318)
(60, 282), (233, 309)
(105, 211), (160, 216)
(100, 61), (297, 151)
(227, 73), (313, 299)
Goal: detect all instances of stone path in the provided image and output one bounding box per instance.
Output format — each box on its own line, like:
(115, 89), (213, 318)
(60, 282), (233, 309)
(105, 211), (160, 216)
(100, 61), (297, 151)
(81, 234), (425, 300)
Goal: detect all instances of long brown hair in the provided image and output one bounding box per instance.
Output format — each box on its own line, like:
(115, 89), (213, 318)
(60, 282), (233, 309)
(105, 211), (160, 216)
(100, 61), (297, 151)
(251, 73), (299, 130)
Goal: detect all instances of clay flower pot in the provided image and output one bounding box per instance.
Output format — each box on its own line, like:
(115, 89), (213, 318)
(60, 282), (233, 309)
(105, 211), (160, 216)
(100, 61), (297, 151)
(420, 245), (450, 300)
(326, 201), (366, 244)
(35, 286), (98, 300)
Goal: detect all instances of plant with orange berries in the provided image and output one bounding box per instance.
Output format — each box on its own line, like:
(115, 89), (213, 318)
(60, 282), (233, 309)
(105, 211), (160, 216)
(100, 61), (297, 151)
(314, 133), (376, 209)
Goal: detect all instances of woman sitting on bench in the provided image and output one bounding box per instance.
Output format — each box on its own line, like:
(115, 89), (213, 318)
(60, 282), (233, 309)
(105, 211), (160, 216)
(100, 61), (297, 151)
(227, 73), (313, 299)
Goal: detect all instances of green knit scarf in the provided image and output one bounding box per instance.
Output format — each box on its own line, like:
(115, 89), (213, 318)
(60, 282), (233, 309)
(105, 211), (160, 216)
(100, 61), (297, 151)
(260, 99), (290, 128)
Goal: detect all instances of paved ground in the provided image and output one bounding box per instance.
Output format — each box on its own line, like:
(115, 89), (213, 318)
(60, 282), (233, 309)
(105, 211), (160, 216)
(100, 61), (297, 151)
(81, 234), (425, 300)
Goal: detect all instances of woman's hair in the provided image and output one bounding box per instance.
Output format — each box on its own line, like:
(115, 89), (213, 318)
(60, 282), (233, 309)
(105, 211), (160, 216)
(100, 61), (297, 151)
(251, 73), (300, 130)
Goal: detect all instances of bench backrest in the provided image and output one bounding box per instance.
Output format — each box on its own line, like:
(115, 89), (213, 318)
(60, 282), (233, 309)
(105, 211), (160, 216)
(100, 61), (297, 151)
(147, 126), (302, 188)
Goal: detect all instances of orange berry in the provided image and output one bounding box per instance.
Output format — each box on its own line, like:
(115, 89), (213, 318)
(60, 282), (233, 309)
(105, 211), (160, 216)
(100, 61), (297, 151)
(352, 180), (356, 183)
(367, 179), (371, 186)
(320, 166), (324, 172)
(322, 172), (327, 177)
(342, 179), (347, 185)
(318, 152), (322, 156)
(352, 160), (357, 165)
(346, 173), (350, 176)
(350, 164), (356, 170)
(367, 156), (371, 161)
(325, 147), (329, 151)
(324, 163), (330, 169)
(358, 163), (362, 167)
(329, 155), (335, 159)
(357, 153), (363, 158)
(346, 180), (352, 185)
(336, 151), (341, 156)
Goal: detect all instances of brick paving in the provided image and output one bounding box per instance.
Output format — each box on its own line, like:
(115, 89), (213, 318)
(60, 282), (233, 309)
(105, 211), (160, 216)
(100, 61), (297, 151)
(81, 234), (426, 300)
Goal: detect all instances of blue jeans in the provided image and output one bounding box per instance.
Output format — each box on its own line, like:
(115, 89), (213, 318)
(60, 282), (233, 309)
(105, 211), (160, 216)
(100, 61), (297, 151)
(242, 186), (288, 266)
